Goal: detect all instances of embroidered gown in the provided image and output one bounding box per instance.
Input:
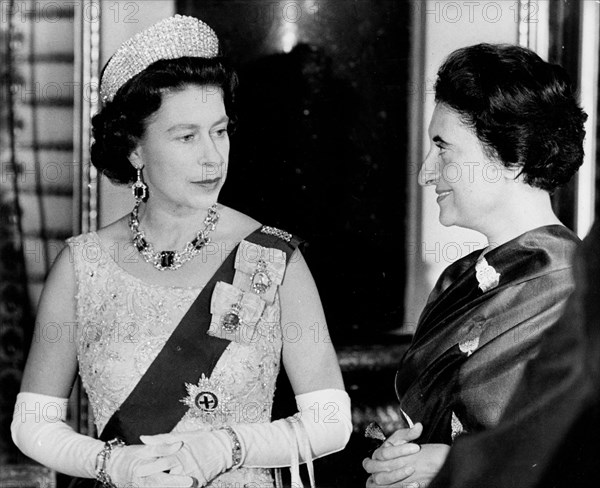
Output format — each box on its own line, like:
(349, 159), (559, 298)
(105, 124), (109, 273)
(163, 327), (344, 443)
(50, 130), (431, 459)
(68, 230), (293, 487)
(395, 225), (580, 444)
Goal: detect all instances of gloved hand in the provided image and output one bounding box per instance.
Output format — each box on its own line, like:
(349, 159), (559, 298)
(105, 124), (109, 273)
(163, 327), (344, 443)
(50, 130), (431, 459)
(106, 442), (197, 487)
(141, 388), (352, 487)
(12, 391), (195, 488)
(141, 429), (234, 486)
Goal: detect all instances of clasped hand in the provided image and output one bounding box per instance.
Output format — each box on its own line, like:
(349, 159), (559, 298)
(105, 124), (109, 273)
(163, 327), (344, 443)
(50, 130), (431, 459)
(106, 427), (233, 488)
(140, 429), (234, 487)
(106, 441), (196, 488)
(362, 423), (450, 487)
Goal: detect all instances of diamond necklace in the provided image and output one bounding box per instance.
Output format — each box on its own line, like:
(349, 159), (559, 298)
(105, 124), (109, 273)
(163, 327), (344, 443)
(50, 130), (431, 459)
(129, 202), (219, 271)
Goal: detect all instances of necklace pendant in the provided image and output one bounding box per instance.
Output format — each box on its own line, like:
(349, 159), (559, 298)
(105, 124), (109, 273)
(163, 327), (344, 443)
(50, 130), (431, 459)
(160, 251), (175, 269)
(129, 203), (219, 271)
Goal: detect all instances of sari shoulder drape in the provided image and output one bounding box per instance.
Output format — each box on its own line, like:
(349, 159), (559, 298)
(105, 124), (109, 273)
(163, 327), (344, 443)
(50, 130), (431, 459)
(429, 221), (600, 488)
(396, 225), (579, 444)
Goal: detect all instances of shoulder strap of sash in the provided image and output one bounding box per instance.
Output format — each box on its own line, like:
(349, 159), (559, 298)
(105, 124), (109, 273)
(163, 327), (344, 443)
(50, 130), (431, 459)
(100, 227), (300, 443)
(245, 226), (303, 257)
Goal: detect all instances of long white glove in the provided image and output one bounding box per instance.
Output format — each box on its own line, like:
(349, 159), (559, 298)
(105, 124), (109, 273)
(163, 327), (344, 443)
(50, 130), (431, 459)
(141, 388), (352, 487)
(11, 392), (194, 487)
(144, 427), (235, 486)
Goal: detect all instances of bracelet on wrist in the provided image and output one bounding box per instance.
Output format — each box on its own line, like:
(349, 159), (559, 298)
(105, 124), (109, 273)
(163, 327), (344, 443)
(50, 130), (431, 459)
(221, 426), (242, 469)
(95, 438), (126, 488)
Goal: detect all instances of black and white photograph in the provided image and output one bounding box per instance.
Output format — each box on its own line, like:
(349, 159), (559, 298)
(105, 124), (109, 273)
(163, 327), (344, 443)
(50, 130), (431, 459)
(1, 1), (599, 487)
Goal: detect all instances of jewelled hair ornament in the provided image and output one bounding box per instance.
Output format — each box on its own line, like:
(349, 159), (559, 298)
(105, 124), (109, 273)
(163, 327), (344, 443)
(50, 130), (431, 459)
(99, 14), (219, 103)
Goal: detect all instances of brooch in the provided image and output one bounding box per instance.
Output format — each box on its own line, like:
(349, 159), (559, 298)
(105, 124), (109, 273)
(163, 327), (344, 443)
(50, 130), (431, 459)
(475, 256), (500, 292)
(458, 336), (480, 356)
(451, 411), (466, 441)
(260, 225), (292, 242)
(364, 422), (386, 443)
(233, 241), (287, 304)
(250, 259), (272, 295)
(209, 282), (266, 344)
(221, 298), (243, 333)
(181, 374), (231, 422)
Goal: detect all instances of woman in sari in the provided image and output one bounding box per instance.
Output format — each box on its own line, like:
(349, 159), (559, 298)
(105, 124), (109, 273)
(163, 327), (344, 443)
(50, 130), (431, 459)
(363, 43), (587, 487)
(12, 15), (351, 488)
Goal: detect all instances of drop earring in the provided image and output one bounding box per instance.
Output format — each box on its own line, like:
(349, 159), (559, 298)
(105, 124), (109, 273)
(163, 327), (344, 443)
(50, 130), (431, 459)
(131, 166), (148, 203)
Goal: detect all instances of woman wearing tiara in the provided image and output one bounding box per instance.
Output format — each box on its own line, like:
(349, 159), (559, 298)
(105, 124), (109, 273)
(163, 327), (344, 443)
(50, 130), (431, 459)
(363, 43), (586, 487)
(12, 15), (351, 488)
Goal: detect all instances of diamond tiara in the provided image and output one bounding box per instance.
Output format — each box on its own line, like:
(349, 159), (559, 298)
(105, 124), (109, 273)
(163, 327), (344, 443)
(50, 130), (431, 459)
(99, 15), (220, 103)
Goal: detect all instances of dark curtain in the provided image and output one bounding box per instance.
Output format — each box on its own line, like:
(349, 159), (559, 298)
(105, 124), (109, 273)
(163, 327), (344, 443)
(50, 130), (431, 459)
(176, 2), (412, 485)
(177, 0), (412, 345)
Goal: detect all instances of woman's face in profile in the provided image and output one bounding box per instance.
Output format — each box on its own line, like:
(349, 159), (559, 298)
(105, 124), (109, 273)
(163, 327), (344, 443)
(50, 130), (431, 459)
(129, 84), (230, 212)
(420, 103), (509, 232)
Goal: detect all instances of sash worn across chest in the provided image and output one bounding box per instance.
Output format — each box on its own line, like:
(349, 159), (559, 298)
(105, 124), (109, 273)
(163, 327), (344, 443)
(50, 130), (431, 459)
(99, 228), (301, 444)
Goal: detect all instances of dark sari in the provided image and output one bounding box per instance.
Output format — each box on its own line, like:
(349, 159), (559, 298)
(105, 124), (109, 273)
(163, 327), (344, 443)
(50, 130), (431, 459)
(429, 219), (600, 488)
(396, 225), (579, 444)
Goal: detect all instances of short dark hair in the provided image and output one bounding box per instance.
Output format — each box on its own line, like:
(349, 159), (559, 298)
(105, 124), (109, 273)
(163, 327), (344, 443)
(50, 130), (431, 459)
(91, 57), (238, 185)
(434, 43), (587, 192)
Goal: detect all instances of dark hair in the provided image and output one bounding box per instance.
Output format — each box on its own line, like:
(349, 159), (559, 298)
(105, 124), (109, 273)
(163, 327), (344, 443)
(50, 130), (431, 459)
(434, 43), (587, 192)
(91, 57), (238, 185)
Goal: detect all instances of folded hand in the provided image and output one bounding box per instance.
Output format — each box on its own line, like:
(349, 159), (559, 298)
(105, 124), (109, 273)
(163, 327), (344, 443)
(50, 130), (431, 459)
(107, 442), (196, 487)
(141, 430), (233, 486)
(362, 423), (450, 487)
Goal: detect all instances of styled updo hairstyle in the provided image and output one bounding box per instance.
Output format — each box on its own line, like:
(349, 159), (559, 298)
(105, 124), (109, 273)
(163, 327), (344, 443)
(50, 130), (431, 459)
(91, 57), (238, 185)
(434, 43), (587, 192)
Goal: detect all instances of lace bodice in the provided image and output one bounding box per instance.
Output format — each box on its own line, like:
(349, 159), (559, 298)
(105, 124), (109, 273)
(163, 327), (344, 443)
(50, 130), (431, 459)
(68, 232), (285, 487)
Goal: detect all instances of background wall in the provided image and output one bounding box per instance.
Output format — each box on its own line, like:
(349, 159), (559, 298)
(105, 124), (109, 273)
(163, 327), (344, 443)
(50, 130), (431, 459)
(405, 0), (519, 328)
(98, 0), (174, 227)
(1, 1), (597, 487)
(99, 0), (414, 345)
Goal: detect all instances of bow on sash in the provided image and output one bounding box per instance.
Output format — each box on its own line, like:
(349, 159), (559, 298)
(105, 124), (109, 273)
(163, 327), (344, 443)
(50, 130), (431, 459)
(99, 227), (302, 444)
